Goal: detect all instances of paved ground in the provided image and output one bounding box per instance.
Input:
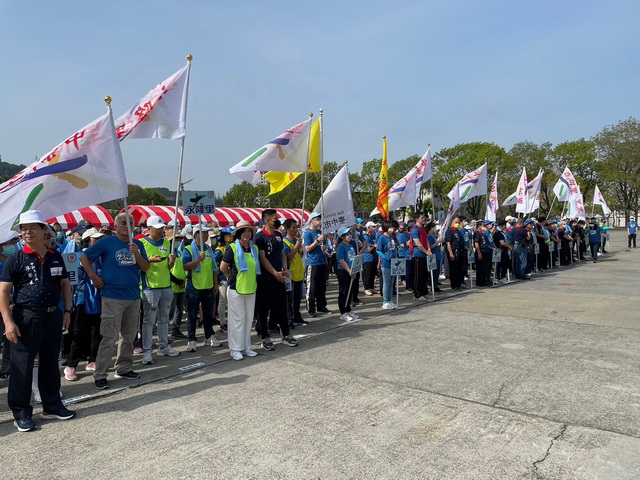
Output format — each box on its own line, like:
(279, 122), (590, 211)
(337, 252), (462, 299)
(1, 230), (639, 480)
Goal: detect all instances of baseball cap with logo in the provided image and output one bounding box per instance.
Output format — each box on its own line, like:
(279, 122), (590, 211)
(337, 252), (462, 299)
(147, 215), (166, 229)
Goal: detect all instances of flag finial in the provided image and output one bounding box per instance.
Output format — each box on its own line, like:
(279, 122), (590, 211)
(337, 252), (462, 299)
(104, 96), (112, 106)
(309, 112), (314, 118)
(383, 136), (386, 140)
(187, 54), (193, 62)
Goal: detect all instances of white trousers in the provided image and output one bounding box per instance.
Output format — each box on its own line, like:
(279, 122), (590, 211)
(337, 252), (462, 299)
(227, 289), (255, 352)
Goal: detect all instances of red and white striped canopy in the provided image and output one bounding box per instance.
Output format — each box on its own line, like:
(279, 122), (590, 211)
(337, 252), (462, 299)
(121, 205), (311, 228)
(47, 205), (115, 230)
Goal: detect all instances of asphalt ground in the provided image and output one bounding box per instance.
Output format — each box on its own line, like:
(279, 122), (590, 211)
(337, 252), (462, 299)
(1, 230), (639, 479)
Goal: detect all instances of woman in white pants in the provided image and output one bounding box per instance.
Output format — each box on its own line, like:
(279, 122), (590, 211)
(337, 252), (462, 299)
(219, 221), (260, 360)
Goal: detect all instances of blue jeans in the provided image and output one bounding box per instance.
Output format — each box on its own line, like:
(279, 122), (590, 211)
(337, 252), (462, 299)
(514, 245), (528, 277)
(169, 291), (186, 334)
(186, 289), (215, 342)
(381, 267), (392, 304)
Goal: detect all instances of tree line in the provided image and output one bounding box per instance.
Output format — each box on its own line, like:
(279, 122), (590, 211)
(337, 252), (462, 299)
(222, 117), (640, 223)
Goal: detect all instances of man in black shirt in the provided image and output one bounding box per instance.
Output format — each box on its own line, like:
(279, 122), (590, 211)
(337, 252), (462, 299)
(0, 210), (76, 432)
(445, 216), (466, 290)
(511, 218), (532, 280)
(253, 209), (297, 350)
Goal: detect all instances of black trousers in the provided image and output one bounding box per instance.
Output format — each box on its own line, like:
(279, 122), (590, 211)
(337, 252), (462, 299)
(351, 273), (361, 303)
(286, 279), (304, 324)
(8, 306), (64, 421)
(412, 257), (429, 298)
(336, 270), (353, 314)
(475, 251), (492, 286)
(256, 272), (290, 339)
(362, 261), (376, 291)
(630, 234), (637, 248)
(67, 304), (102, 368)
(306, 264), (328, 313)
(449, 249), (466, 289)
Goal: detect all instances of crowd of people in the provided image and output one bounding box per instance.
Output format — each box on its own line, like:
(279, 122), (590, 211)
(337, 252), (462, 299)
(0, 207), (630, 432)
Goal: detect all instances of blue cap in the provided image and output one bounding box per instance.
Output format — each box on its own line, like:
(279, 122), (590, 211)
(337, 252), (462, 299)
(221, 227), (234, 234)
(524, 219), (535, 226)
(310, 212), (322, 220)
(337, 226), (351, 236)
(356, 218), (363, 224)
(595, 214), (603, 218)
(484, 220), (494, 226)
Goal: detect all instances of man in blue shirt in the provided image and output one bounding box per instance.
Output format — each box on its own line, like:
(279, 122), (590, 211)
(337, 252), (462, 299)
(304, 212), (332, 317)
(81, 212), (149, 390)
(628, 216), (637, 248)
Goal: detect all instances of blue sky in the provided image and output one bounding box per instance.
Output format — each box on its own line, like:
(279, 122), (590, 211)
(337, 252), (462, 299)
(1, 1), (639, 198)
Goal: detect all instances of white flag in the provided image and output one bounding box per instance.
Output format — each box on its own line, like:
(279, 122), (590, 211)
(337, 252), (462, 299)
(447, 163), (488, 203)
(593, 185), (612, 215)
(486, 172), (498, 221)
(442, 183), (461, 233)
(230, 118), (312, 186)
(115, 63), (190, 140)
(553, 166), (580, 202)
(388, 167), (418, 212)
(515, 168), (529, 214)
(312, 164), (355, 232)
(502, 191), (517, 206)
(0, 111), (128, 244)
(526, 170), (543, 213)
(569, 193), (587, 220)
(415, 146), (433, 188)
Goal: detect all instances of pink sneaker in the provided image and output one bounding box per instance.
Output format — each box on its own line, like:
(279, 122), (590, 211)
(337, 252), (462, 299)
(85, 362), (96, 371)
(133, 347), (143, 354)
(64, 366), (78, 381)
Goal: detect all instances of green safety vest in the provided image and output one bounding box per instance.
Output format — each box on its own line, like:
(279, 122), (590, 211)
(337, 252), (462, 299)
(229, 242), (258, 295)
(140, 237), (171, 289)
(186, 244), (216, 290)
(171, 253), (186, 293)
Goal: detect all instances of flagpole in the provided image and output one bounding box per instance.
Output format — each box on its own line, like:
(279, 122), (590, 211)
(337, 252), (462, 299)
(546, 196), (556, 219)
(300, 113), (314, 227)
(319, 109), (325, 235)
(171, 54), (192, 253)
(106, 95), (133, 243)
(427, 144), (435, 221)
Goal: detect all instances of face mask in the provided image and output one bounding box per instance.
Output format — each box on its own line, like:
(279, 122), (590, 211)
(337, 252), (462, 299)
(453, 223), (461, 228)
(56, 232), (65, 242)
(463, 221), (468, 227)
(388, 228), (394, 234)
(2, 245), (16, 256)
(345, 235), (353, 243)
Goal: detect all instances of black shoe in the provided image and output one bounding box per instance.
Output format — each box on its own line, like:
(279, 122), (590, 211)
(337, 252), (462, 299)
(288, 322), (295, 330)
(317, 309), (333, 315)
(434, 287), (443, 293)
(171, 331), (187, 339)
(114, 370), (140, 380)
(262, 338), (275, 351)
(293, 319), (309, 326)
(282, 335), (299, 347)
(14, 418), (37, 432)
(352, 299), (364, 306)
(95, 378), (110, 390)
(267, 328), (280, 334)
(460, 284), (468, 290)
(41, 407), (76, 421)
(307, 312), (317, 318)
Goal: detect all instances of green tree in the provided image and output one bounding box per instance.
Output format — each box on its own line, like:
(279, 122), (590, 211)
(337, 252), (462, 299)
(433, 142), (512, 219)
(593, 117), (640, 220)
(549, 139), (598, 216)
(508, 141), (554, 214)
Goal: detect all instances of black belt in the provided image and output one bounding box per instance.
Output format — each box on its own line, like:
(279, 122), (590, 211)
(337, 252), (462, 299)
(16, 305), (58, 313)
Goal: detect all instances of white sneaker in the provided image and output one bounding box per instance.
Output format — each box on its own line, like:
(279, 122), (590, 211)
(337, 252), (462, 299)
(387, 302), (398, 309)
(415, 296), (429, 302)
(204, 336), (222, 347)
(339, 313), (351, 321)
(157, 346), (180, 357)
(348, 312), (360, 319)
(142, 351), (153, 365)
(381, 303), (393, 310)
(230, 350), (243, 361)
(242, 349), (258, 357)
(186, 341), (197, 352)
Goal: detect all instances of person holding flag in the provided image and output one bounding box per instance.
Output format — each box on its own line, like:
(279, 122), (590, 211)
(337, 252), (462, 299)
(304, 213), (332, 318)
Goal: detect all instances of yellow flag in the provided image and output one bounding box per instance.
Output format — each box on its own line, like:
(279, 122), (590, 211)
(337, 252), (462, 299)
(377, 136), (389, 219)
(264, 118), (321, 195)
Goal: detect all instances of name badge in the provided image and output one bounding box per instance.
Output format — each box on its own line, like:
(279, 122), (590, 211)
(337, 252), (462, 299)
(51, 267), (63, 276)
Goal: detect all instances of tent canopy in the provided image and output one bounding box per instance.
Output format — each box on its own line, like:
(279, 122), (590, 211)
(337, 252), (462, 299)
(121, 206), (311, 227)
(47, 205), (115, 230)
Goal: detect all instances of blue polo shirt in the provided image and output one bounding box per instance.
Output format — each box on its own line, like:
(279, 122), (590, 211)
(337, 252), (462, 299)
(336, 241), (356, 271)
(376, 234), (396, 268)
(628, 221), (638, 235)
(83, 236), (147, 301)
(303, 228), (325, 266)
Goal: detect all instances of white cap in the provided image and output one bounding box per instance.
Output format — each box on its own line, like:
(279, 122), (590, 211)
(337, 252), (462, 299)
(15, 210), (48, 231)
(181, 226), (194, 240)
(146, 215), (166, 229)
(365, 221), (376, 228)
(82, 228), (106, 241)
(505, 215), (515, 222)
(193, 224), (211, 235)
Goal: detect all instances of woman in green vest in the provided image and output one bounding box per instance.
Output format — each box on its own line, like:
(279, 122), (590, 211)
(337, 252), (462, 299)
(219, 221), (260, 360)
